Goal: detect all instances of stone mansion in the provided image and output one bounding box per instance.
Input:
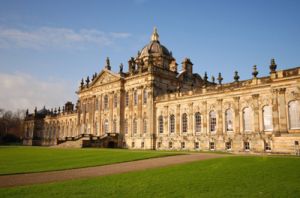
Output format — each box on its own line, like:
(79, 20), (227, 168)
(23, 28), (300, 154)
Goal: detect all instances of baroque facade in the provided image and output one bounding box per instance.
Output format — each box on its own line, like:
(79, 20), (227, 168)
(24, 28), (300, 154)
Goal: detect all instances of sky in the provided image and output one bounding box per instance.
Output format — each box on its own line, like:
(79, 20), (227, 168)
(0, 0), (299, 112)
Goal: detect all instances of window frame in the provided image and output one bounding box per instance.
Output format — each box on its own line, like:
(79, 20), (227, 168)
(182, 113), (188, 133)
(243, 107), (252, 132)
(225, 109), (233, 132)
(143, 89), (147, 104)
(158, 115), (164, 134)
(125, 92), (129, 107)
(104, 95), (109, 110)
(134, 90), (138, 106)
(104, 119), (109, 134)
(288, 100), (300, 130)
(195, 112), (201, 133)
(263, 105), (273, 131)
(132, 118), (137, 134)
(209, 111), (217, 132)
(169, 114), (175, 134)
(114, 94), (118, 108)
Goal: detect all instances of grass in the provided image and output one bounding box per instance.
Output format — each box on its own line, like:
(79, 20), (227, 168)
(0, 146), (180, 175)
(1, 156), (300, 198)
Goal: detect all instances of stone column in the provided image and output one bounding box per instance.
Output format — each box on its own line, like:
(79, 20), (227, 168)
(176, 104), (181, 135)
(278, 88), (288, 133)
(99, 94), (103, 136)
(188, 102), (193, 135)
(252, 94), (260, 133)
(217, 99), (223, 135)
(233, 97), (240, 134)
(164, 106), (169, 134)
(202, 101), (208, 135)
(109, 92), (114, 133)
(271, 89), (280, 135)
(138, 88), (143, 135)
(148, 90), (154, 136)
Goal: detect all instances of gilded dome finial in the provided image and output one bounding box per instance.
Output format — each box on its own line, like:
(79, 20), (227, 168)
(151, 27), (159, 42)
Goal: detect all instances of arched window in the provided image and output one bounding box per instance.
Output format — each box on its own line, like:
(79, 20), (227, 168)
(104, 95), (109, 110)
(243, 107), (252, 132)
(169, 114), (175, 133)
(288, 101), (300, 129)
(113, 119), (117, 133)
(104, 119), (109, 133)
(134, 90), (138, 106)
(182, 113), (188, 133)
(124, 119), (128, 134)
(114, 94), (118, 108)
(263, 105), (273, 131)
(158, 115), (163, 133)
(143, 119), (147, 133)
(225, 109), (233, 131)
(209, 111), (216, 132)
(194, 112), (201, 132)
(133, 118), (137, 134)
(125, 92), (129, 107)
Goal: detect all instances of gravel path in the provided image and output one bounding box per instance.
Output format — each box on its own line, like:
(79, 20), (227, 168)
(0, 153), (227, 188)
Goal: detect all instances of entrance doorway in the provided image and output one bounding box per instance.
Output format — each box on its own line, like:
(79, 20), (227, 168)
(108, 141), (115, 148)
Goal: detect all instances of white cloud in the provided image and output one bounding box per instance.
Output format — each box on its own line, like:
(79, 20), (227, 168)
(0, 27), (131, 50)
(0, 72), (77, 112)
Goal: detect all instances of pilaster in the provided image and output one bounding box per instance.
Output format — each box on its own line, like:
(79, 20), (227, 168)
(252, 94), (260, 133)
(233, 96), (240, 134)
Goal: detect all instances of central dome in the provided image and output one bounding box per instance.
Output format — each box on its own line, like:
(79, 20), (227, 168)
(139, 28), (172, 58)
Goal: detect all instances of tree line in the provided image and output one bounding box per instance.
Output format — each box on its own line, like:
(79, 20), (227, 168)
(0, 109), (25, 144)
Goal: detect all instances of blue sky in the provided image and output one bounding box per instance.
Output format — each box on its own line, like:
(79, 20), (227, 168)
(0, 0), (299, 111)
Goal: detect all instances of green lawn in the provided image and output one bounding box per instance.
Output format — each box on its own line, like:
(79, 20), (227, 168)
(1, 156), (300, 198)
(0, 146), (179, 175)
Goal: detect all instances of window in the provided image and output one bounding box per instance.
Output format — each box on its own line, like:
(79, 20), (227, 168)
(243, 107), (252, 132)
(288, 101), (300, 129)
(104, 95), (109, 110)
(181, 142), (185, 149)
(125, 92), (129, 107)
(113, 119), (117, 133)
(143, 119), (147, 133)
(225, 109), (233, 131)
(169, 142), (173, 149)
(158, 115), (164, 133)
(225, 142), (231, 150)
(182, 113), (188, 133)
(134, 90), (138, 106)
(169, 114), (175, 134)
(104, 119), (109, 133)
(262, 106), (272, 131)
(132, 142), (135, 148)
(195, 142), (200, 149)
(124, 119), (128, 134)
(195, 112), (201, 133)
(209, 142), (215, 150)
(265, 142), (271, 151)
(157, 142), (161, 148)
(209, 111), (216, 132)
(141, 142), (144, 148)
(114, 94), (118, 108)
(244, 141), (250, 151)
(95, 122), (99, 136)
(143, 89), (147, 104)
(133, 118), (137, 134)
(95, 99), (99, 111)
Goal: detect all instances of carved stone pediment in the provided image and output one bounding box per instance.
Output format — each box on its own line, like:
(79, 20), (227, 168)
(92, 70), (120, 86)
